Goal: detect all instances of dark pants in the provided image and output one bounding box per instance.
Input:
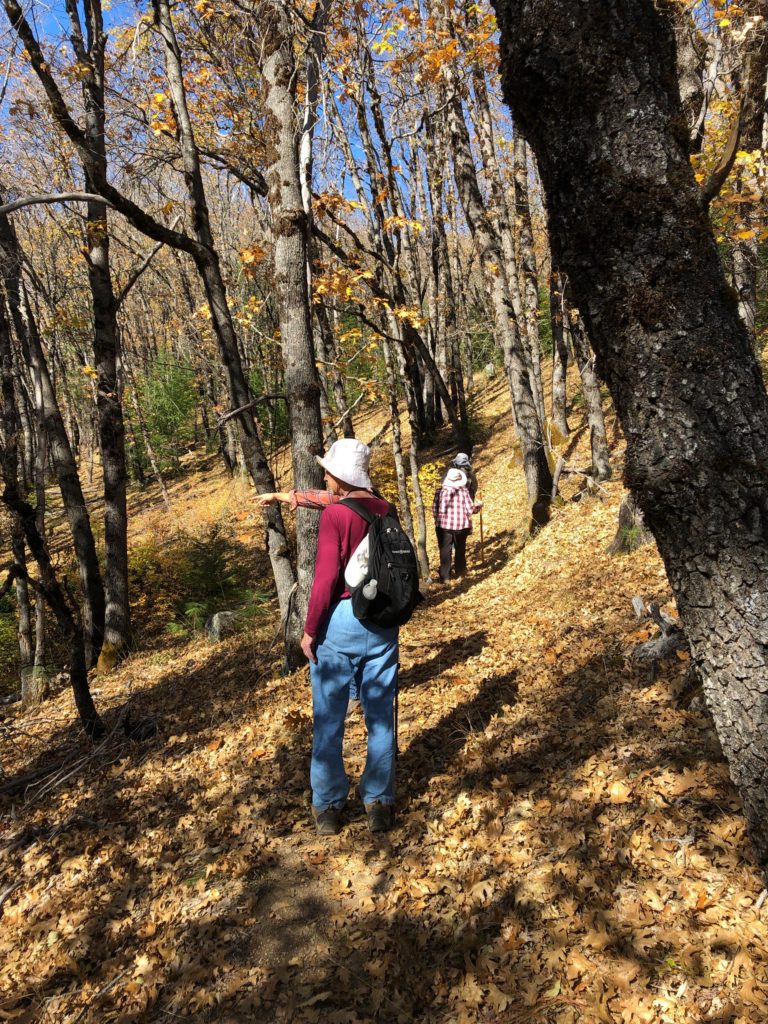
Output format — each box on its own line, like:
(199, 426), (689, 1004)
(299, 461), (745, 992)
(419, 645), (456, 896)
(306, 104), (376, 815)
(436, 526), (470, 581)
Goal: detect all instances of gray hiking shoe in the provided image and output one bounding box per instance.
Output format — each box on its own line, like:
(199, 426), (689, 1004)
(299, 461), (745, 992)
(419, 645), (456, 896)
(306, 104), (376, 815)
(312, 805), (343, 835)
(365, 802), (393, 833)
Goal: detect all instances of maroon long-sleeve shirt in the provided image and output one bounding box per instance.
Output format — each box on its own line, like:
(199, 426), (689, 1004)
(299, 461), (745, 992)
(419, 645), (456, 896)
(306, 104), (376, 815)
(304, 494), (392, 638)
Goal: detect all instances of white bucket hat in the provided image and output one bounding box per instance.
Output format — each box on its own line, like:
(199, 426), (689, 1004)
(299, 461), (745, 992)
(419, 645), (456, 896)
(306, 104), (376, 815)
(443, 468), (467, 489)
(453, 452), (471, 467)
(316, 438), (372, 490)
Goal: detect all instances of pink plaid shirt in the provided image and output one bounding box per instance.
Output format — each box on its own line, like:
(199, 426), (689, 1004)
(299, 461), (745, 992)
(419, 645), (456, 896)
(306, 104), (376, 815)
(432, 486), (474, 531)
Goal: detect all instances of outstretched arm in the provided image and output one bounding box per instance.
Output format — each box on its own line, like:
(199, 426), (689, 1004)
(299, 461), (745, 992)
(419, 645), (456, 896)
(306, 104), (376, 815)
(258, 489), (340, 511)
(257, 491), (291, 507)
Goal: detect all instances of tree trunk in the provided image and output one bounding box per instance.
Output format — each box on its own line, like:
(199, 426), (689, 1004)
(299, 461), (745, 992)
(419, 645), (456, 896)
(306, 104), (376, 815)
(607, 492), (653, 555)
(388, 325), (430, 577)
(434, 17), (552, 523)
(85, 186), (131, 670)
(729, 4), (768, 349)
(23, 425), (50, 707)
(261, 0), (325, 657)
(382, 336), (417, 552)
(0, 297), (101, 737)
(424, 115), (468, 437)
(0, 206), (106, 667)
(344, 49), (465, 446)
(513, 133), (547, 425)
(495, 0), (768, 867)
(315, 302), (354, 437)
(567, 303), (611, 481)
(549, 271), (570, 439)
(14, 374), (34, 493)
(152, 0), (299, 658)
(11, 517), (32, 689)
(59, 0), (130, 667)
(456, 19), (543, 427)
(733, 238), (758, 345)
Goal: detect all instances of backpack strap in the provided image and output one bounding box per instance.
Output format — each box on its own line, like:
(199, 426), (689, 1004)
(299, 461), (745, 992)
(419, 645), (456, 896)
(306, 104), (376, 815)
(340, 497), (376, 523)
(341, 497), (398, 519)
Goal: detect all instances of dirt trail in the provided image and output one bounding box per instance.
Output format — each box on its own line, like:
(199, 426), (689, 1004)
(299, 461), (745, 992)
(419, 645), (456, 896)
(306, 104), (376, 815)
(1, 386), (767, 1023)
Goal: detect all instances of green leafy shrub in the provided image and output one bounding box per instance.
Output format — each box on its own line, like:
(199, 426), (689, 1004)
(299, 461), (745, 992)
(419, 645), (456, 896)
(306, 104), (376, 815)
(617, 524), (645, 553)
(0, 594), (19, 699)
(133, 358), (198, 475)
(130, 522), (262, 642)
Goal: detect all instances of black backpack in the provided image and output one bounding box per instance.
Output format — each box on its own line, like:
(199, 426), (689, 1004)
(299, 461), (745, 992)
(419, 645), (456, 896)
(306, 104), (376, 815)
(341, 498), (423, 628)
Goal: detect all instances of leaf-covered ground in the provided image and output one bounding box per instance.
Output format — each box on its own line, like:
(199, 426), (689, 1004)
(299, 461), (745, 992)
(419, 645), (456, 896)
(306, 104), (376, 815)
(2, 384), (767, 1023)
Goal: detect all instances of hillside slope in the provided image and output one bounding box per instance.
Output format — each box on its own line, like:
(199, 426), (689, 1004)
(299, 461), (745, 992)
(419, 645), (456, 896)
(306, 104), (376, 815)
(1, 385), (767, 1024)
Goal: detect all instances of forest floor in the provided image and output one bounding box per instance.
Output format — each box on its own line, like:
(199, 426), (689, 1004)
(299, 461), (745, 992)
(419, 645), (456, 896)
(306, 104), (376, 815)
(1, 381), (768, 1024)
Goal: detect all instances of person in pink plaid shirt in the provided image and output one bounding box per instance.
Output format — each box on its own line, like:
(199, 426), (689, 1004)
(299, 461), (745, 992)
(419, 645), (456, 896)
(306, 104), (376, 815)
(432, 468), (483, 582)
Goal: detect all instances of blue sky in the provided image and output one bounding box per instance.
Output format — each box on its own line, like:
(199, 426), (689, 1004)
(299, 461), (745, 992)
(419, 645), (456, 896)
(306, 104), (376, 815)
(31, 0), (137, 37)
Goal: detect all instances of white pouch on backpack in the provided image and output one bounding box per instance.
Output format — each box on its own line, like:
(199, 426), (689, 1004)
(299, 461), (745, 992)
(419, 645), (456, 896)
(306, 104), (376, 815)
(344, 534), (370, 588)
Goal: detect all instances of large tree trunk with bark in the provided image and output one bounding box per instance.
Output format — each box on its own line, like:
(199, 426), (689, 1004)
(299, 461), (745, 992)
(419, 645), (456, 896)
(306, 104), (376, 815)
(84, 188), (131, 670)
(261, 0), (325, 657)
(494, 0), (768, 868)
(62, 0), (131, 667)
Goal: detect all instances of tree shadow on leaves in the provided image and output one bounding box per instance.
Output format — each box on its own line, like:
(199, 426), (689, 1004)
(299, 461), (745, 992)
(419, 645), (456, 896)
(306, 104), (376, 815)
(1, 624), (750, 1022)
(398, 630), (488, 691)
(397, 668), (518, 805)
(423, 529), (517, 610)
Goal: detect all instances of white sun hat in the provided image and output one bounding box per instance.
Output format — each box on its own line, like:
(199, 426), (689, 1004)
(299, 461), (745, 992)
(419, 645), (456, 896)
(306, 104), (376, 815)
(453, 452), (471, 467)
(443, 468), (467, 489)
(316, 438), (372, 490)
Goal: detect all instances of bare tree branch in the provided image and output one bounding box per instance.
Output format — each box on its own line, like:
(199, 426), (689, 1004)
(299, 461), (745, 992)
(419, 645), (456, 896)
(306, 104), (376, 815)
(0, 193), (115, 216)
(216, 395), (286, 427)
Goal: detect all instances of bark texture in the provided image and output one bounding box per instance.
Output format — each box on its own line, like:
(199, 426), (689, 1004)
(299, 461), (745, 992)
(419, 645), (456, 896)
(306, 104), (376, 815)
(262, 0), (325, 652)
(64, 0), (131, 664)
(494, 0), (768, 866)
(85, 191), (131, 669)
(0, 297), (101, 737)
(0, 206), (106, 667)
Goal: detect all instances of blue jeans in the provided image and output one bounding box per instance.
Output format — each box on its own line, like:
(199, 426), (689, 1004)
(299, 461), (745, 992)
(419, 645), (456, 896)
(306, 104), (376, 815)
(310, 599), (398, 811)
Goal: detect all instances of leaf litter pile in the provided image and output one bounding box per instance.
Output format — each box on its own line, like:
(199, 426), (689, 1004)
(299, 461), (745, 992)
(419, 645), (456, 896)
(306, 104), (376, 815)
(2, 387), (768, 1024)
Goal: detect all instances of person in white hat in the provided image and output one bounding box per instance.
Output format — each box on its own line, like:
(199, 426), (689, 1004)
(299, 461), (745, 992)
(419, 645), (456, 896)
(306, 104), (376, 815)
(257, 439), (381, 514)
(296, 439), (399, 836)
(432, 466), (483, 582)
